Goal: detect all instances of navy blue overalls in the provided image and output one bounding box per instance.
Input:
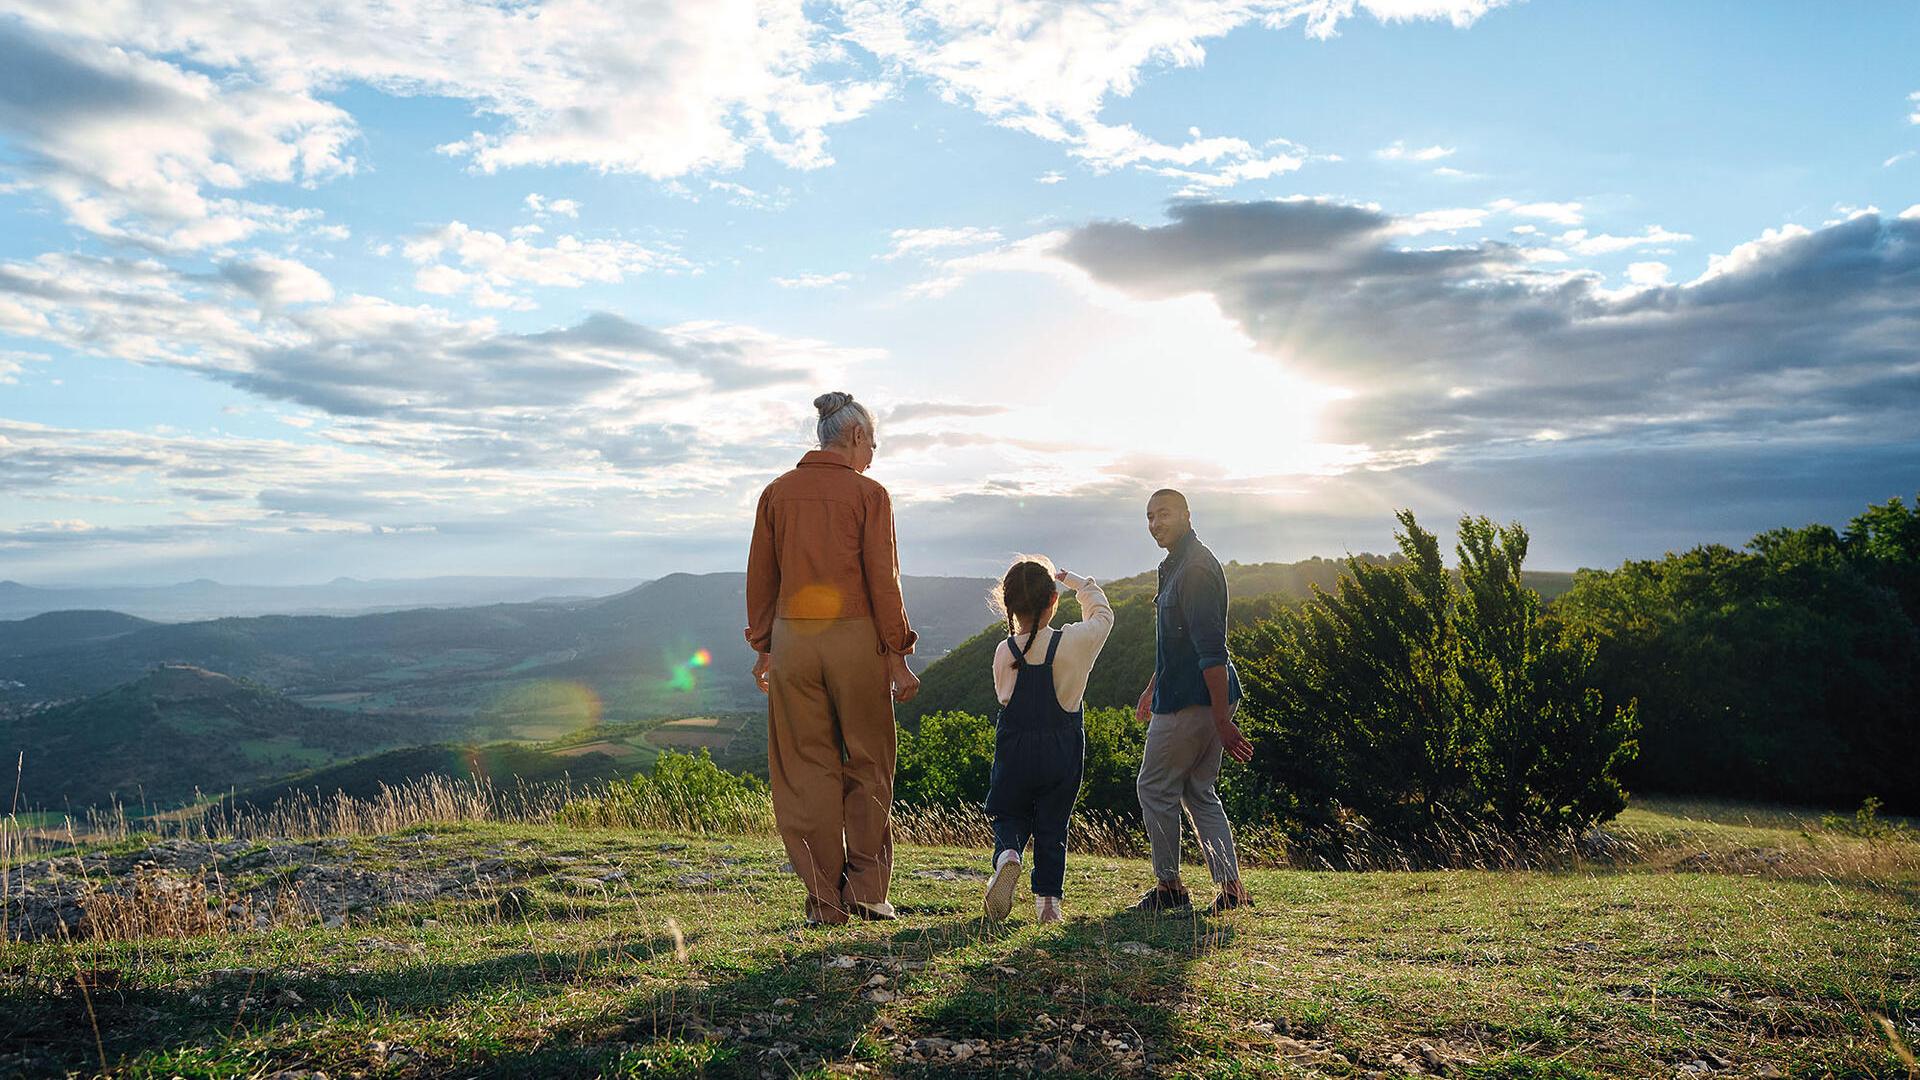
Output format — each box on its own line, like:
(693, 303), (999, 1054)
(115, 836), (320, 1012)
(984, 629), (1086, 899)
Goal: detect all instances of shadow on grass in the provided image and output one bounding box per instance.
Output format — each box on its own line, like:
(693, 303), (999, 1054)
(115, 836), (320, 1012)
(0, 932), (693, 1075)
(890, 905), (1241, 1076)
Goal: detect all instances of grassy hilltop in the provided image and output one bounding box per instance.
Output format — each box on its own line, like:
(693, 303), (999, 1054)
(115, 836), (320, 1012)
(4, 796), (1915, 1078)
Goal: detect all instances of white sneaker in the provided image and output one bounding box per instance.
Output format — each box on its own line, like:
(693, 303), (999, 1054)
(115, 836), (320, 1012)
(983, 850), (1020, 921)
(1036, 896), (1063, 924)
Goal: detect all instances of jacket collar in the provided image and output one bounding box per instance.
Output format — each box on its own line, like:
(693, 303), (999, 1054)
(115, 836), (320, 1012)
(797, 449), (855, 469)
(1160, 528), (1199, 572)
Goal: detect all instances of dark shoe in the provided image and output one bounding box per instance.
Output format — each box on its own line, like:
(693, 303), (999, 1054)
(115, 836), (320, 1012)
(1133, 886), (1191, 913)
(1207, 891), (1254, 915)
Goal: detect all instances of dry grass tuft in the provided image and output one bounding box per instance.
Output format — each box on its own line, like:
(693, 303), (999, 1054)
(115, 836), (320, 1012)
(77, 866), (244, 941)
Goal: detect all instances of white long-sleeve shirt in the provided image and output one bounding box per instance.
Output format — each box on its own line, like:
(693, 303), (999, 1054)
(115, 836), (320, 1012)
(992, 575), (1114, 712)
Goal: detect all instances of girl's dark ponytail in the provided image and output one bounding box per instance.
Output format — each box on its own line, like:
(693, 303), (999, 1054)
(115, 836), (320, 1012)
(993, 558), (1058, 668)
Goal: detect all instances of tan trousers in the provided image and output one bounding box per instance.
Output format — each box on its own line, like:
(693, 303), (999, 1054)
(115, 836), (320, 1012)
(767, 617), (895, 923)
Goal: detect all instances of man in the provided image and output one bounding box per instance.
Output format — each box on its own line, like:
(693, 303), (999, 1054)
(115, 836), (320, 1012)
(1133, 488), (1256, 914)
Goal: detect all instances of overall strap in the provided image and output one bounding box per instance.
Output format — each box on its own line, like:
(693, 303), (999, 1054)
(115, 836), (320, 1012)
(1042, 627), (1064, 666)
(1010, 631), (1043, 666)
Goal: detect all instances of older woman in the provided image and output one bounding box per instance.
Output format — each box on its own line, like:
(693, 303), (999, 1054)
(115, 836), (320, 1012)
(745, 392), (919, 925)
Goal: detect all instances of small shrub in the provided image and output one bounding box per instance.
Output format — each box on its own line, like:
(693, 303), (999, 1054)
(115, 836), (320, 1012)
(556, 750), (774, 833)
(1822, 796), (1915, 841)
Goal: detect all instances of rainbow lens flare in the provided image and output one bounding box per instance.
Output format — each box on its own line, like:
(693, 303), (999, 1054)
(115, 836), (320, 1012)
(666, 647), (715, 692)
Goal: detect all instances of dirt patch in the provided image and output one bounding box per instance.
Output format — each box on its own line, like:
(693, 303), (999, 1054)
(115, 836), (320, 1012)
(641, 716), (745, 752)
(552, 741), (627, 759)
(3, 836), (537, 941)
(645, 729), (734, 751)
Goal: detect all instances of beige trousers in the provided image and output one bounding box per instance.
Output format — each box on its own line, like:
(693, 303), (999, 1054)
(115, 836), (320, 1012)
(766, 617), (895, 923)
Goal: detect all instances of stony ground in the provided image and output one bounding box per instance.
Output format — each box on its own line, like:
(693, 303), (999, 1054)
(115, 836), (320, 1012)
(1, 804), (1916, 1078)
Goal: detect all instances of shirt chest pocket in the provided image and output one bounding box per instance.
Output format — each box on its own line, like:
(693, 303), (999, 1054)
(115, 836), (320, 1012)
(1155, 587), (1185, 636)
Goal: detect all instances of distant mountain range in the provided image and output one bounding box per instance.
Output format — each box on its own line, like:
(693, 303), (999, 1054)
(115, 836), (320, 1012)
(0, 572), (999, 778)
(0, 559), (1576, 811)
(0, 575), (645, 621)
(0, 571), (998, 809)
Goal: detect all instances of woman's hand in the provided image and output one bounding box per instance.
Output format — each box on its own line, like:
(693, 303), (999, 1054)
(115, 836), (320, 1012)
(752, 650), (772, 694)
(887, 653), (920, 703)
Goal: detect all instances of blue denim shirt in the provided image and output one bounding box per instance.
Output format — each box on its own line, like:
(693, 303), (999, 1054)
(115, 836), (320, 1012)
(1151, 529), (1242, 714)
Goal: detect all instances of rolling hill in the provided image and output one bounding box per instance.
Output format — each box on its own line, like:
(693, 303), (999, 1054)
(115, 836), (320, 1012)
(0, 665), (468, 809)
(0, 609), (157, 659)
(899, 557), (1577, 724)
(225, 740), (632, 810)
(0, 572), (999, 722)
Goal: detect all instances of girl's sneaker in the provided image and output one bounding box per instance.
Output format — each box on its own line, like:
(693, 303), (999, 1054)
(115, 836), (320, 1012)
(984, 849), (1020, 921)
(1036, 896), (1063, 924)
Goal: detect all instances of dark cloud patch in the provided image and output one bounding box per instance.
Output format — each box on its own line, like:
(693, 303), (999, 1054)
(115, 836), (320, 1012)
(0, 20), (182, 125)
(1056, 201), (1920, 458)
(227, 309), (805, 418)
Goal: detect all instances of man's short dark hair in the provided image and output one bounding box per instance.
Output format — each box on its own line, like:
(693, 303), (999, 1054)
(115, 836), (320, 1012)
(1149, 488), (1189, 510)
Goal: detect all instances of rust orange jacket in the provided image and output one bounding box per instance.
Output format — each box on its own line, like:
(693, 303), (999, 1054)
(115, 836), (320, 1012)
(744, 450), (917, 656)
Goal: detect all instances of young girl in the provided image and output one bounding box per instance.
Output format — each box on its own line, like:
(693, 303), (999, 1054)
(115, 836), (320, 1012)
(982, 556), (1114, 923)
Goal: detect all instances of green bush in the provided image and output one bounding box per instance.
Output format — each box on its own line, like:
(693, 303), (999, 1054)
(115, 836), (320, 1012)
(557, 749), (774, 833)
(894, 705), (1147, 821)
(894, 710), (994, 807)
(1557, 494), (1920, 812)
(1233, 510), (1638, 851)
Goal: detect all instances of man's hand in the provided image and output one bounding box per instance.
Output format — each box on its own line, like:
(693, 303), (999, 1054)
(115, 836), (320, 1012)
(1136, 686), (1153, 724)
(1217, 716), (1254, 764)
(887, 653), (920, 703)
(752, 650), (772, 694)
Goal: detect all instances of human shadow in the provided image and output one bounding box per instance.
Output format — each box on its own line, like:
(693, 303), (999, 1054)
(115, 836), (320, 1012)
(892, 904), (1243, 1076)
(0, 933), (689, 1075)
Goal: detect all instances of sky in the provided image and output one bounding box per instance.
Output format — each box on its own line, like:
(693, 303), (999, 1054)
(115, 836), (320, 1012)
(1, 0), (1918, 586)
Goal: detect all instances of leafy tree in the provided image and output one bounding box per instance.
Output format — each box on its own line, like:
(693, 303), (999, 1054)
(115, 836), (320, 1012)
(894, 710), (994, 807)
(1234, 510), (1637, 845)
(1557, 495), (1920, 811)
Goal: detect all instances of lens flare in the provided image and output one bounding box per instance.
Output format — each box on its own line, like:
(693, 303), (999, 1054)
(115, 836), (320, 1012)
(488, 679), (602, 739)
(666, 647), (715, 693)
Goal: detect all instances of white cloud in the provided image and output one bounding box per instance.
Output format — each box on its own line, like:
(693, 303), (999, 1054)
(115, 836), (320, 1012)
(1625, 260), (1670, 287)
(0, 351), (48, 384)
(1559, 225), (1691, 256)
(0, 20), (355, 249)
(1377, 141), (1454, 161)
(1490, 199), (1584, 225)
(773, 271), (853, 288)
(839, 1), (1502, 180)
(524, 193), (581, 218)
(1885, 150), (1916, 168)
(882, 226), (1004, 261)
(221, 254), (336, 306)
(8, 0), (890, 182)
(1388, 206), (1489, 235)
(1910, 90), (1920, 124)
(1037, 170), (1065, 184)
(403, 221), (689, 307)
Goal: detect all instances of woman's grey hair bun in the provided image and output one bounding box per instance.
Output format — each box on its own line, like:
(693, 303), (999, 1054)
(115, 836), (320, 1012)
(814, 391), (875, 449)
